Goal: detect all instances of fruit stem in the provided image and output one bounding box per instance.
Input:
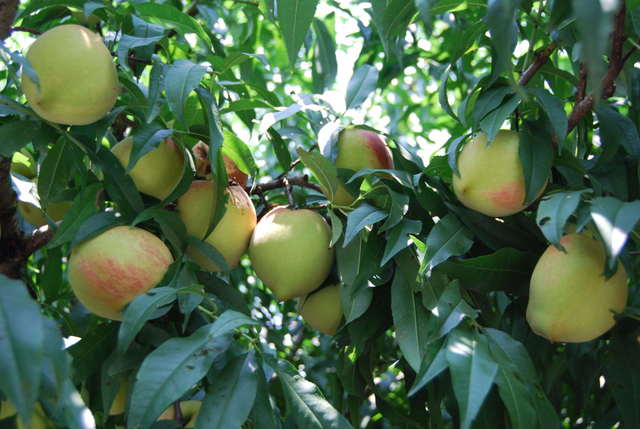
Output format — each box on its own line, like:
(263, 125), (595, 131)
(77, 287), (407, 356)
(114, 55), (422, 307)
(173, 400), (185, 426)
(284, 178), (296, 209)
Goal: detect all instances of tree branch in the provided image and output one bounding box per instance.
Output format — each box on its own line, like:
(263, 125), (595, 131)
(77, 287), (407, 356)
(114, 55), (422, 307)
(110, 51), (153, 65)
(23, 223), (57, 259)
(250, 174), (323, 194)
(0, 0), (19, 39)
(11, 26), (42, 35)
(567, 1), (631, 134)
(277, 143), (318, 179)
(517, 42), (557, 87)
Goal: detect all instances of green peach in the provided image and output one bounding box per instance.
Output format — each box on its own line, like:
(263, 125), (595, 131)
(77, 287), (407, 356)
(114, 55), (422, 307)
(18, 201), (72, 227)
(68, 225), (174, 320)
(109, 380), (127, 416)
(250, 208), (335, 301)
(111, 136), (185, 201)
(22, 25), (119, 125)
(322, 129), (394, 206)
(176, 182), (256, 272)
(0, 401), (47, 429)
(527, 233), (628, 343)
(11, 150), (37, 179)
(298, 284), (343, 335)
(452, 130), (547, 217)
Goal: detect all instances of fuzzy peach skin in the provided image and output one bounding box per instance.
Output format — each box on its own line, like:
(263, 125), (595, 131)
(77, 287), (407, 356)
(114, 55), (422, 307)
(69, 226), (174, 320)
(250, 208), (335, 301)
(176, 182), (256, 272)
(452, 130), (547, 217)
(111, 136), (185, 201)
(22, 25), (118, 125)
(298, 284), (343, 335)
(526, 233), (628, 343)
(322, 129), (394, 206)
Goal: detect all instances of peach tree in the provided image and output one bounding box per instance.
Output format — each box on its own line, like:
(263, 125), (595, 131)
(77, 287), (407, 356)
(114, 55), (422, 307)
(0, 0), (640, 428)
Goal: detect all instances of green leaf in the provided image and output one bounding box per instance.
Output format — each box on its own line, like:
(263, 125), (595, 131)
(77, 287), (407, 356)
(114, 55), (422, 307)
(379, 190), (410, 232)
(391, 269), (430, 372)
(165, 60), (208, 131)
(38, 138), (70, 208)
(609, 329), (640, 429)
(343, 203), (388, 247)
(248, 365), (279, 429)
(48, 183), (104, 248)
(590, 197), (640, 273)
(127, 310), (257, 429)
(427, 281), (477, 342)
(116, 34), (163, 72)
(134, 3), (213, 51)
(0, 276), (44, 426)
(408, 337), (448, 396)
(328, 209), (343, 247)
(0, 121), (39, 157)
(220, 99), (273, 115)
(596, 106), (640, 161)
(419, 215), (474, 276)
(446, 325), (498, 429)
(94, 147), (145, 214)
(479, 94), (522, 142)
(485, 328), (559, 429)
(195, 86), (225, 176)
(70, 212), (135, 250)
(438, 248), (539, 294)
(267, 127), (292, 172)
(529, 88), (568, 149)
(218, 52), (270, 75)
(196, 271), (251, 317)
(186, 235), (230, 275)
(277, 0), (320, 67)
(312, 18), (338, 93)
(296, 147), (339, 200)
(485, 0), (518, 85)
(472, 85), (513, 132)
(536, 189), (591, 251)
(519, 119), (554, 206)
(269, 357), (354, 428)
(127, 123), (175, 174)
(345, 65), (379, 111)
(118, 287), (178, 358)
(67, 323), (119, 385)
(222, 130), (257, 176)
(382, 218), (422, 265)
(196, 353), (259, 428)
(439, 66), (459, 122)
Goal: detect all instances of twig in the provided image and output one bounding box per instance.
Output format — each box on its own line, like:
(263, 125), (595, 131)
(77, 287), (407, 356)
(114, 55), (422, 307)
(576, 63), (587, 103)
(522, 0), (547, 70)
(567, 1), (631, 134)
(277, 143), (318, 179)
(234, 0), (260, 5)
(173, 400), (185, 426)
(251, 174), (323, 194)
(11, 26), (42, 35)
(306, 204), (328, 211)
(117, 114), (139, 129)
(517, 42), (557, 87)
(284, 178), (296, 209)
(110, 52), (153, 65)
(253, 185), (273, 211)
(23, 223), (57, 259)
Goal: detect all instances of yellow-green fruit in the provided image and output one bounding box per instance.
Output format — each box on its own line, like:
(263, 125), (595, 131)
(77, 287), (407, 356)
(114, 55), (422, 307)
(69, 225), (174, 320)
(322, 129), (394, 206)
(527, 233), (628, 343)
(176, 182), (256, 272)
(0, 401), (47, 429)
(22, 25), (119, 125)
(111, 136), (185, 201)
(452, 130), (547, 217)
(157, 401), (202, 427)
(18, 201), (72, 227)
(298, 284), (343, 335)
(250, 208), (335, 301)
(11, 150), (37, 179)
(109, 380), (127, 415)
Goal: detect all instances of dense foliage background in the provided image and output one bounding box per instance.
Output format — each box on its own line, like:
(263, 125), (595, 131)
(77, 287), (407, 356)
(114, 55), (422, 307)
(1, 0), (640, 428)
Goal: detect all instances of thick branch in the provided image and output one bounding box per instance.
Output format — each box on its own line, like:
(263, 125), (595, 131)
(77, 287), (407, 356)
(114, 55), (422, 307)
(0, 0), (18, 39)
(0, 157), (24, 279)
(23, 224), (56, 259)
(517, 42), (557, 87)
(567, 1), (631, 134)
(250, 174), (323, 194)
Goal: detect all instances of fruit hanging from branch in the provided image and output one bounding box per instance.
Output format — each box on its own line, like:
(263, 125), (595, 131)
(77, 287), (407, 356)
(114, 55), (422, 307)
(452, 130), (547, 217)
(526, 233), (628, 343)
(68, 225), (174, 320)
(322, 128), (394, 206)
(111, 136), (185, 201)
(250, 207), (335, 301)
(176, 181), (256, 272)
(21, 24), (119, 125)
(298, 283), (343, 335)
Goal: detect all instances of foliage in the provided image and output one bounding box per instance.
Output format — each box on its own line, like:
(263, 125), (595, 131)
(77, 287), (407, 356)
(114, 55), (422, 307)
(1, 0), (640, 428)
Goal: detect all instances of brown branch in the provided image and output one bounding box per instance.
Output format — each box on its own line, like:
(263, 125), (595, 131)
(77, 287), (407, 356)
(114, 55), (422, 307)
(110, 52), (153, 65)
(251, 174), (323, 194)
(576, 63), (587, 103)
(117, 114), (139, 129)
(567, 1), (631, 134)
(0, 157), (24, 280)
(0, 0), (19, 40)
(307, 204), (328, 211)
(173, 400), (185, 426)
(283, 178), (296, 209)
(23, 223), (56, 259)
(11, 26), (42, 35)
(517, 42), (557, 87)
